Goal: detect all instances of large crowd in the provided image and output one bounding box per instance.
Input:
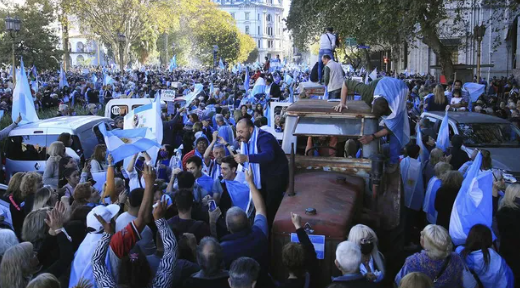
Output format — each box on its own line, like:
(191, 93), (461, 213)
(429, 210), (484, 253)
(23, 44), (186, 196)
(0, 47), (518, 288)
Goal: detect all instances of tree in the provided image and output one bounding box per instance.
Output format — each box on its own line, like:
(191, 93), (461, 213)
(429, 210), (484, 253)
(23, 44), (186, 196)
(0, 3), (62, 71)
(287, 0), (518, 81)
(237, 33), (256, 64)
(246, 48), (259, 63)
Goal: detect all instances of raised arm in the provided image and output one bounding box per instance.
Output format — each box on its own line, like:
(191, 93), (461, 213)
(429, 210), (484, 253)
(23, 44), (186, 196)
(134, 164), (156, 233)
(102, 154), (116, 204)
(245, 168), (266, 217)
(92, 213), (116, 288)
(152, 200), (177, 288)
(204, 131), (219, 166)
(127, 154), (138, 173)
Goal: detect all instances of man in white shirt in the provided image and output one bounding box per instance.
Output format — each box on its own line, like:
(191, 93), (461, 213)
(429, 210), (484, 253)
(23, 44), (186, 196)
(318, 27), (337, 83)
(322, 54), (344, 99)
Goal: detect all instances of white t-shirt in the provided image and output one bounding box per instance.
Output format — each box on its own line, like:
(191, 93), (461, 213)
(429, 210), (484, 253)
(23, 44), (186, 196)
(319, 33), (336, 50)
(127, 170), (144, 192)
(451, 97), (463, 105)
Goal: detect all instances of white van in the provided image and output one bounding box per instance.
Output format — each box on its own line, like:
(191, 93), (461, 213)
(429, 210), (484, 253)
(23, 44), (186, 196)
(105, 98), (171, 119)
(4, 116), (111, 181)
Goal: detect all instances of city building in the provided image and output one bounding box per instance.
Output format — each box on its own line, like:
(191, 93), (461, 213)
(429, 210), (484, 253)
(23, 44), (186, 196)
(392, 3), (519, 82)
(212, 0), (288, 62)
(65, 16), (108, 67)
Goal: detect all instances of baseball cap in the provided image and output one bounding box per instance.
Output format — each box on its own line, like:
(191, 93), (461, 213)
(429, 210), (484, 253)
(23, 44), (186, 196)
(86, 204), (120, 233)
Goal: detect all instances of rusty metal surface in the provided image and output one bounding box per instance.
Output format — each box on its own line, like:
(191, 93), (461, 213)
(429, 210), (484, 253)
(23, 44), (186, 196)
(285, 100), (376, 118)
(272, 171), (364, 239)
(376, 163), (403, 230)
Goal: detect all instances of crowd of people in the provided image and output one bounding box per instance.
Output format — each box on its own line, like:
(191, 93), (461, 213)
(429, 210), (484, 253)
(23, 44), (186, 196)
(0, 49), (518, 288)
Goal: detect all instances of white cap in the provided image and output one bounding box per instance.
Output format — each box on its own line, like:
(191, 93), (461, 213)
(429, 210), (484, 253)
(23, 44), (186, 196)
(86, 204), (120, 233)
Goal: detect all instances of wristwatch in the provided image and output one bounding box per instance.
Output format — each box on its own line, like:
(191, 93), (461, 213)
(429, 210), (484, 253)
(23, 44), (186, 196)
(55, 228), (72, 242)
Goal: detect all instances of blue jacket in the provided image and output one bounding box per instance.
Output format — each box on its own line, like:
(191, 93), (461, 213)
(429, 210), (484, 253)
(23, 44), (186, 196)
(248, 129), (288, 179)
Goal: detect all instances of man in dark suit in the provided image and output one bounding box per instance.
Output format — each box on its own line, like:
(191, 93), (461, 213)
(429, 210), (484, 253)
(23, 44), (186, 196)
(233, 118), (289, 226)
(266, 78), (282, 100)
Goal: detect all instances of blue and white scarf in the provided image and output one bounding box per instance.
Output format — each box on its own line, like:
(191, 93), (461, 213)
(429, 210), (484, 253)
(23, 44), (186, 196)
(222, 179), (251, 212)
(240, 127), (261, 189)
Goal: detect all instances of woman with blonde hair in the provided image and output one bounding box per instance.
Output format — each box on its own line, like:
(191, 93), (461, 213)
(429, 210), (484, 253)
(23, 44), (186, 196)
(31, 186), (57, 211)
(1, 172), (26, 238)
(22, 207), (51, 249)
(395, 224), (465, 287)
(90, 144), (107, 173)
(26, 273), (61, 288)
(43, 141), (66, 188)
(20, 172), (43, 215)
(424, 84), (448, 112)
(423, 162), (452, 224)
(347, 224), (385, 283)
(0, 242), (37, 288)
(496, 182), (520, 285)
(399, 272), (433, 288)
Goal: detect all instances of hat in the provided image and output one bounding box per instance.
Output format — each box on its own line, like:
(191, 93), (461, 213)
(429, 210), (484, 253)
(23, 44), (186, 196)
(201, 114), (211, 122)
(86, 204), (120, 232)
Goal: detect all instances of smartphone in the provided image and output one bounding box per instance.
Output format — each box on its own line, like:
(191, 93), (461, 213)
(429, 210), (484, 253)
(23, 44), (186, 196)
(208, 200), (217, 212)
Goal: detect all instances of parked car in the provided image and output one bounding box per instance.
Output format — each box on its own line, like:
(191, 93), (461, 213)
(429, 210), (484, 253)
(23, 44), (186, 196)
(421, 111), (520, 183)
(3, 116), (111, 181)
(272, 100), (403, 286)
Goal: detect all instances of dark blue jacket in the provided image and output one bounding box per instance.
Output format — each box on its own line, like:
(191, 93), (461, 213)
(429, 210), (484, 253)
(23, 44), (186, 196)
(248, 129), (288, 178)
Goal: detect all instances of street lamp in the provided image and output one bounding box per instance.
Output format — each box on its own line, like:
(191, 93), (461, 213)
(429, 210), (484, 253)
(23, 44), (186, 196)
(213, 45), (219, 70)
(474, 24), (486, 82)
(117, 33), (126, 74)
(5, 16), (21, 83)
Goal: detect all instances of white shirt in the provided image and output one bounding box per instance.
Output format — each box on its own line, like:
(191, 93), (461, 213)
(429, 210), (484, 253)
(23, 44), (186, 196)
(319, 33), (336, 50)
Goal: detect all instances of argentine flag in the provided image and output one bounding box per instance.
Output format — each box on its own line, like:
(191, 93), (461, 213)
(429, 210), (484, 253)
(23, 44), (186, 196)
(436, 110), (450, 152)
(98, 124), (160, 164)
(219, 58), (225, 70)
(12, 58), (39, 125)
(450, 152), (495, 246)
(244, 67), (250, 93)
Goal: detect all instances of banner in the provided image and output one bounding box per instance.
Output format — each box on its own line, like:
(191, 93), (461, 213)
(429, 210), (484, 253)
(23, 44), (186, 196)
(161, 89), (176, 102)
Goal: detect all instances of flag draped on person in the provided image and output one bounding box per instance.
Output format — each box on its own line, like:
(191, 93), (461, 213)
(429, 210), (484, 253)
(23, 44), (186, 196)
(97, 123), (160, 164)
(59, 63), (68, 89)
(222, 180), (251, 212)
(436, 110), (450, 152)
(416, 123), (430, 164)
(449, 152), (495, 246)
(12, 57), (39, 125)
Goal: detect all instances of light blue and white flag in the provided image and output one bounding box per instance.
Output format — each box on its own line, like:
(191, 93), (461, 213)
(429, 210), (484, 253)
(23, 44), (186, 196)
(219, 58), (225, 70)
(240, 127), (261, 189)
(103, 74), (114, 86)
(98, 123), (160, 164)
(30, 80), (38, 93)
(423, 176), (442, 224)
(416, 123), (430, 164)
(210, 82), (214, 97)
(169, 55), (177, 72)
(218, 124), (235, 145)
(30, 65), (38, 79)
(323, 85), (329, 100)
(59, 63), (68, 89)
(251, 77), (266, 98)
(12, 58), (39, 125)
(436, 110), (449, 152)
(369, 68), (378, 81)
(463, 83), (485, 111)
(184, 83), (204, 108)
(91, 74), (98, 84)
(400, 156), (424, 211)
(373, 77), (410, 148)
(450, 152), (495, 246)
(222, 179), (251, 212)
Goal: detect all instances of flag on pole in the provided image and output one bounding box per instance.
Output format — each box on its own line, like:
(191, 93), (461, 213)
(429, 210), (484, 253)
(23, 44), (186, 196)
(416, 123), (429, 164)
(59, 63), (68, 89)
(30, 65), (38, 80)
(169, 55), (177, 72)
(12, 57), (39, 125)
(103, 74), (114, 86)
(91, 74), (98, 84)
(219, 58), (225, 70)
(210, 82), (214, 97)
(369, 68), (378, 81)
(436, 110), (450, 152)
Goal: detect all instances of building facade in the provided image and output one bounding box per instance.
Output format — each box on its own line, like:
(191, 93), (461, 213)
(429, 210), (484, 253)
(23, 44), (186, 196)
(395, 2), (519, 83)
(213, 0), (287, 62)
(65, 16), (108, 67)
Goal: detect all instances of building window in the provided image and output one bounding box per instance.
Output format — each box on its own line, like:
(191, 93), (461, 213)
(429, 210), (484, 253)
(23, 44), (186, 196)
(245, 26), (249, 35)
(266, 27), (273, 36)
(245, 12), (249, 20)
(268, 40), (273, 48)
(258, 13), (260, 20)
(76, 42), (84, 53)
(258, 26), (260, 35)
(267, 0), (273, 4)
(258, 40), (261, 48)
(267, 14), (272, 22)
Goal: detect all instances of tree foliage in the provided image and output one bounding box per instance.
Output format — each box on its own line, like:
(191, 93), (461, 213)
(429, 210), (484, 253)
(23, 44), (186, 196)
(287, 0), (519, 80)
(0, 3), (62, 71)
